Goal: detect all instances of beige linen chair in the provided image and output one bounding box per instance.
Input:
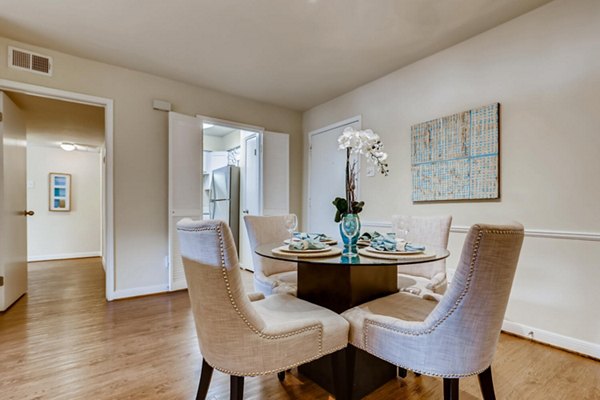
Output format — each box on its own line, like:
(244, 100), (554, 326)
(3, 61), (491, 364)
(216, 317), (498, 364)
(342, 223), (524, 400)
(244, 214), (298, 296)
(391, 215), (452, 297)
(177, 219), (349, 400)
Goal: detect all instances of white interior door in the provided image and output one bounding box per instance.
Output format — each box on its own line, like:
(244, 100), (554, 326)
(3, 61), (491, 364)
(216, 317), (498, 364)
(239, 132), (262, 270)
(168, 112), (203, 291)
(0, 92), (28, 311)
(308, 118), (360, 237)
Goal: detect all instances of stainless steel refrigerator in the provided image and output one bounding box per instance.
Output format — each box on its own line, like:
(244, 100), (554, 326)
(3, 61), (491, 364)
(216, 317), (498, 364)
(209, 165), (240, 250)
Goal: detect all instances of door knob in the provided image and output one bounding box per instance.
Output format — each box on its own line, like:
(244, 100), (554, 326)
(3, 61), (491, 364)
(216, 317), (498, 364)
(24, 210), (35, 216)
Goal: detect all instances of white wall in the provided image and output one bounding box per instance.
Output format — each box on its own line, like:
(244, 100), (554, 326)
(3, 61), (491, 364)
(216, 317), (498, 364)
(303, 0), (600, 356)
(0, 35), (303, 298)
(204, 131), (241, 152)
(26, 145), (102, 261)
(222, 130), (241, 151)
(203, 135), (223, 152)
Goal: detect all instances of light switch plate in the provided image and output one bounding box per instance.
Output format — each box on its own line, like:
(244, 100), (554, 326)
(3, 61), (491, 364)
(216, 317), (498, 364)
(27, 180), (35, 189)
(366, 165), (375, 177)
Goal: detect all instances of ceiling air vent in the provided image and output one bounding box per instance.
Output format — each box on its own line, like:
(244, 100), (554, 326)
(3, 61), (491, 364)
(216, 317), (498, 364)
(8, 46), (53, 76)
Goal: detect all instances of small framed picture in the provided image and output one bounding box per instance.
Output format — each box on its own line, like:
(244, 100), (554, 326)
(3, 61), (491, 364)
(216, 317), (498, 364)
(49, 173), (71, 211)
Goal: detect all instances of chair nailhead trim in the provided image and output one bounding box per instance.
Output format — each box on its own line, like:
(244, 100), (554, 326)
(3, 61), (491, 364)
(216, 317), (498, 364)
(209, 343), (348, 377)
(361, 227), (523, 378)
(190, 223), (326, 377)
(352, 342), (490, 378)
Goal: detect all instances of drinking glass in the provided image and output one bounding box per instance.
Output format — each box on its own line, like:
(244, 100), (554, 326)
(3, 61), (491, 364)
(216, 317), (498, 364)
(341, 214), (360, 256)
(393, 220), (410, 242)
(284, 214), (298, 243)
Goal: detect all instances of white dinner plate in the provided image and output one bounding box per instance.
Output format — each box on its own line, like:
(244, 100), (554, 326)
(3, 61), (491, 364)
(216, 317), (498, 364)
(284, 237), (335, 245)
(278, 245), (331, 254)
(365, 246), (425, 255)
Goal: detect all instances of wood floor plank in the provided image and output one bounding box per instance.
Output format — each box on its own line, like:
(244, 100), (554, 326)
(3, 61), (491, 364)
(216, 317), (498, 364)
(0, 258), (598, 399)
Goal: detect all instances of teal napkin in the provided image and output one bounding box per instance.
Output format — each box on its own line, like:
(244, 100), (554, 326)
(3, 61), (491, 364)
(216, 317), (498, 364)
(368, 232), (425, 252)
(370, 234), (398, 251)
(293, 232), (332, 241)
(359, 231), (382, 241)
(288, 239), (326, 250)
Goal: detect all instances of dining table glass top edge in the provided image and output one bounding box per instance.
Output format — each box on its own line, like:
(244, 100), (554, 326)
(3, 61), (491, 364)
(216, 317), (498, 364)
(255, 242), (450, 266)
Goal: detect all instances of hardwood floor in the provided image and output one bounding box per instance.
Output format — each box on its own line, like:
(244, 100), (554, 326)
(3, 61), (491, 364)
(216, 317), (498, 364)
(1, 258), (598, 400)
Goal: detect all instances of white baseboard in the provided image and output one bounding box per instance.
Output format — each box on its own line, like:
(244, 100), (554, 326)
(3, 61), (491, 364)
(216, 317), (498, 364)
(28, 251), (102, 262)
(112, 284), (169, 300)
(502, 320), (600, 359)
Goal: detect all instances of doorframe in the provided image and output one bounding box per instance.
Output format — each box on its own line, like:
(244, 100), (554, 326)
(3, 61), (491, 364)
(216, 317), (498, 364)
(307, 115), (361, 232)
(241, 131), (264, 215)
(195, 114), (264, 134)
(195, 114), (265, 214)
(196, 114), (264, 271)
(0, 79), (116, 301)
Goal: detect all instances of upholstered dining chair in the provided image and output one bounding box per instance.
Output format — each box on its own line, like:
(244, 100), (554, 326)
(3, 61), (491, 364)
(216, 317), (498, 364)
(177, 219), (349, 400)
(342, 223), (524, 400)
(391, 215), (452, 297)
(244, 214), (298, 296)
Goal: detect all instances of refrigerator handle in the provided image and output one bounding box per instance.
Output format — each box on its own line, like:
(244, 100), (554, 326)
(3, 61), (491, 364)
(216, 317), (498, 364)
(209, 172), (215, 202)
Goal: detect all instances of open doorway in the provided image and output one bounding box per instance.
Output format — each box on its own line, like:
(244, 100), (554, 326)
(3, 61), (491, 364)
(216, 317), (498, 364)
(0, 84), (113, 310)
(201, 122), (261, 270)
(167, 114), (289, 289)
(6, 92), (105, 262)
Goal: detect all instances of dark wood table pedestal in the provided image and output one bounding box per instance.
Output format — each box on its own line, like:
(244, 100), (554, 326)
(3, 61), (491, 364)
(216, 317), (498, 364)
(299, 345), (396, 400)
(297, 262), (399, 400)
(297, 262), (399, 314)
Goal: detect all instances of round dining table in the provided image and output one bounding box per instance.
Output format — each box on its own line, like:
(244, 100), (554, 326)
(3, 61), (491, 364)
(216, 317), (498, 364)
(254, 242), (450, 400)
(255, 242), (450, 313)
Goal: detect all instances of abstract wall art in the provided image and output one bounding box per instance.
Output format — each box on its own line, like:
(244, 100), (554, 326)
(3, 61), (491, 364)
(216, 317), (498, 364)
(411, 103), (499, 202)
(49, 172), (71, 211)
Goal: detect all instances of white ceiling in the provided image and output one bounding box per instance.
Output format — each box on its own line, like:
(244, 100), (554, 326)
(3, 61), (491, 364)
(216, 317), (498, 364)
(6, 91), (105, 147)
(0, 0), (552, 111)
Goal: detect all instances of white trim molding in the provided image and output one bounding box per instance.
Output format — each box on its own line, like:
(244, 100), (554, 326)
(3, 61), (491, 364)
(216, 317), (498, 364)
(361, 221), (600, 242)
(0, 79), (116, 301)
(502, 320), (600, 359)
(450, 225), (600, 242)
(112, 284), (169, 300)
(28, 251), (102, 262)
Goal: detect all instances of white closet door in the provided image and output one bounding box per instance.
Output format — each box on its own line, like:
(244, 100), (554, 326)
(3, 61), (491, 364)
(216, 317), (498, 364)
(308, 119), (360, 237)
(263, 131), (289, 216)
(168, 112), (203, 291)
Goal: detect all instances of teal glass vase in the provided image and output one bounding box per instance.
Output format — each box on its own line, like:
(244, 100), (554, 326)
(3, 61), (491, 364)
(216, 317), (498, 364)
(339, 214), (361, 256)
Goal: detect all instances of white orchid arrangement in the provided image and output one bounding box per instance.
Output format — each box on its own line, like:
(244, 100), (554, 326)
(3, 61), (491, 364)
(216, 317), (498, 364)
(333, 127), (389, 222)
(337, 127), (389, 175)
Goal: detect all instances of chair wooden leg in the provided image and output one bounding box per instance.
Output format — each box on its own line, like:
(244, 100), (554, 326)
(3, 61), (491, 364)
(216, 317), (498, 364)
(443, 378), (459, 400)
(478, 366), (496, 400)
(398, 367), (407, 378)
(331, 347), (355, 400)
(277, 371), (285, 382)
(230, 375), (244, 400)
(196, 359), (213, 400)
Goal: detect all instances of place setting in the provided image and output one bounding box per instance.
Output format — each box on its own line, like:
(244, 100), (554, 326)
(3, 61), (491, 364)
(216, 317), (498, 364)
(358, 231), (437, 261)
(272, 214), (342, 258)
(283, 232), (338, 246)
